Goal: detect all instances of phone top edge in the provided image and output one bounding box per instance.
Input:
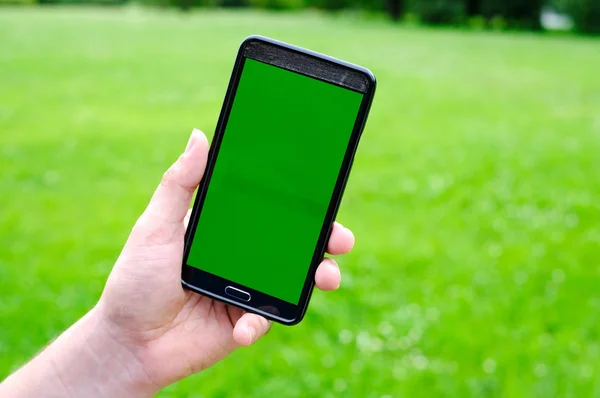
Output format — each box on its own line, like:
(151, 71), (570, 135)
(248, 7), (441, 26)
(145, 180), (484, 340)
(240, 34), (376, 93)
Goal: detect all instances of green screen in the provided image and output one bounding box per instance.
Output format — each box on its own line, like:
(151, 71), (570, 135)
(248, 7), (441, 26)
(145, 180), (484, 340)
(187, 58), (364, 304)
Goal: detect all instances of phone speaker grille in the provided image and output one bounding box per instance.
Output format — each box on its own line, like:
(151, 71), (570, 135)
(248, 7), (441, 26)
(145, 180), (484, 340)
(244, 40), (369, 93)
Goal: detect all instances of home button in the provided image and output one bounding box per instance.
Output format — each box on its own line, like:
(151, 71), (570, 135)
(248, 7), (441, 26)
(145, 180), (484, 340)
(225, 286), (251, 302)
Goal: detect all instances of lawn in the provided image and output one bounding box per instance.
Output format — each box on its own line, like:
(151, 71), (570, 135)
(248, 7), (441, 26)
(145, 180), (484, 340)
(1, 6), (600, 397)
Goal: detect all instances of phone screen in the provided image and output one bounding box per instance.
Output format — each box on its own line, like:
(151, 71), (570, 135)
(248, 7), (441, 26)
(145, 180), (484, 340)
(187, 58), (364, 305)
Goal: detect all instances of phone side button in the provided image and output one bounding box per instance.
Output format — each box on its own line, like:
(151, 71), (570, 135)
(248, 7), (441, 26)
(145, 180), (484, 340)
(224, 286), (251, 302)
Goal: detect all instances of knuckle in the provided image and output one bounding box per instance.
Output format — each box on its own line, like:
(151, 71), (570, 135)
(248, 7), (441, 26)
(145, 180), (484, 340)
(131, 213), (176, 246)
(160, 159), (195, 193)
(160, 163), (179, 189)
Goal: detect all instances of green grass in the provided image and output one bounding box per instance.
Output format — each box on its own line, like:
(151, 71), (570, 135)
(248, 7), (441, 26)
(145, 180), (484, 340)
(1, 6), (600, 397)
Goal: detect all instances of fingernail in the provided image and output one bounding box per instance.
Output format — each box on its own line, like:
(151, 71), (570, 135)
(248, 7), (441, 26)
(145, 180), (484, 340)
(185, 128), (201, 154)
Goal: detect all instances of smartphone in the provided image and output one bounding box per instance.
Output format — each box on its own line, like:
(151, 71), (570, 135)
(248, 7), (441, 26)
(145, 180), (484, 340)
(182, 35), (376, 325)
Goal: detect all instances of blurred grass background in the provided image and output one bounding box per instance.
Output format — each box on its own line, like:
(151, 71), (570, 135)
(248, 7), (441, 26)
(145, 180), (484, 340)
(1, 6), (600, 397)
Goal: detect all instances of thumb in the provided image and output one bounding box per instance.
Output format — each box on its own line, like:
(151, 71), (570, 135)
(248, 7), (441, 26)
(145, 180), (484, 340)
(144, 128), (209, 225)
(233, 313), (272, 346)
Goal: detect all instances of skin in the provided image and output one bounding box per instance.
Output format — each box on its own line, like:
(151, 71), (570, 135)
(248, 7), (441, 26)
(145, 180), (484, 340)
(0, 129), (355, 397)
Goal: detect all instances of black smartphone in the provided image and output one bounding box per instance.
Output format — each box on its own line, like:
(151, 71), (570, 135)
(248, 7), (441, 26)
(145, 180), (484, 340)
(182, 35), (376, 325)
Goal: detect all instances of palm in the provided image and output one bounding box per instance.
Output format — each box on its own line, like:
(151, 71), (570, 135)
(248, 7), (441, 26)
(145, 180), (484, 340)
(145, 292), (245, 383)
(102, 214), (249, 386)
(98, 129), (352, 390)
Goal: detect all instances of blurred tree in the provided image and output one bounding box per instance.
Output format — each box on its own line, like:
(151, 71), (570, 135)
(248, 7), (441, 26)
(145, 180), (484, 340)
(20, 0), (598, 35)
(310, 0), (349, 10)
(465, 0), (481, 16)
(219, 0), (249, 5)
(355, 0), (387, 13)
(249, 0), (303, 9)
(481, 0), (543, 29)
(556, 0), (600, 33)
(409, 0), (465, 24)
(0, 0), (37, 4)
(388, 0), (405, 21)
(177, 0), (192, 11)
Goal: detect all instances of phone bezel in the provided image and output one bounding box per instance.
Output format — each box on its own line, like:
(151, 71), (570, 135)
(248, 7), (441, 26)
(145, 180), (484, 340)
(181, 35), (376, 325)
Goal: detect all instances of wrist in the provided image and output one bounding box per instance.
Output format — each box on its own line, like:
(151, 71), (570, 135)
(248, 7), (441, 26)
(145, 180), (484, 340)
(80, 306), (160, 397)
(0, 307), (159, 398)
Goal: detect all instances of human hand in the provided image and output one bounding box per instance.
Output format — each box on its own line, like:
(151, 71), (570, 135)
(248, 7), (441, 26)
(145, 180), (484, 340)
(95, 128), (356, 393)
